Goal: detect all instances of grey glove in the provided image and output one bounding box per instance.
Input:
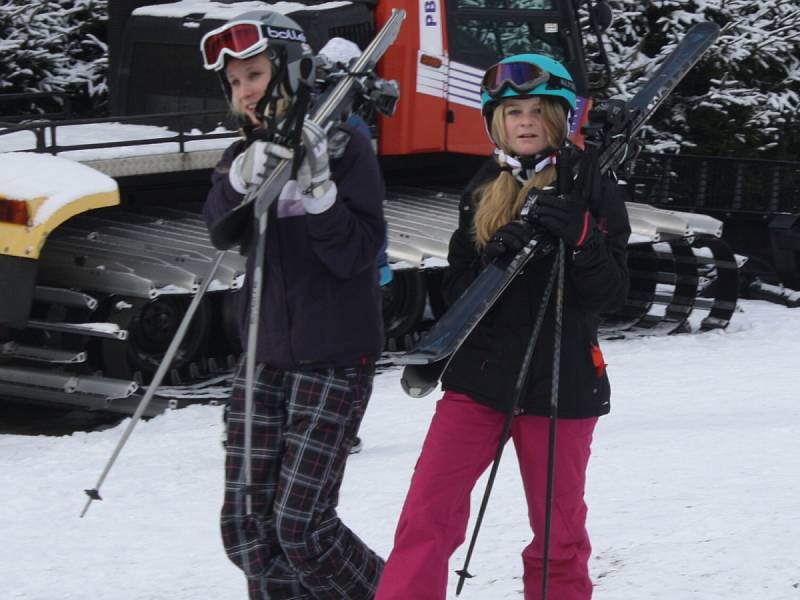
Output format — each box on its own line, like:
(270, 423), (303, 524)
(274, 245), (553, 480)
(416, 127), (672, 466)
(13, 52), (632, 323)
(228, 140), (292, 195)
(297, 120), (336, 213)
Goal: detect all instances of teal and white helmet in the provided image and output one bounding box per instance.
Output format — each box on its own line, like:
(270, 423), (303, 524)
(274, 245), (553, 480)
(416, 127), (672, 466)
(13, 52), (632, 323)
(480, 53), (577, 142)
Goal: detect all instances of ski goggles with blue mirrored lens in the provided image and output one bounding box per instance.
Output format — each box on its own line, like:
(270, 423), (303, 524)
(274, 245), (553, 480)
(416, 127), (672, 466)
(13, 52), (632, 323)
(480, 61), (576, 97)
(201, 21), (268, 71)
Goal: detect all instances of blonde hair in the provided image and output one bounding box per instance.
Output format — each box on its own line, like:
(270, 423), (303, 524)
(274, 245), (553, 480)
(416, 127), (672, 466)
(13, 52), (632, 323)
(473, 97), (568, 248)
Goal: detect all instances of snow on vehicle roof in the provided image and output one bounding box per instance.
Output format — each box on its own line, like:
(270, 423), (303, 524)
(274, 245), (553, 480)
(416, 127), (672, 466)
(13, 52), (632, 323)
(133, 0), (353, 19)
(0, 152), (117, 227)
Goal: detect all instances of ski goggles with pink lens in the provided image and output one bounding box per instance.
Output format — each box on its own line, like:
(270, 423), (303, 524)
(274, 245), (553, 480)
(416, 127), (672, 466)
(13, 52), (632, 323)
(201, 21), (268, 71)
(481, 61), (575, 97)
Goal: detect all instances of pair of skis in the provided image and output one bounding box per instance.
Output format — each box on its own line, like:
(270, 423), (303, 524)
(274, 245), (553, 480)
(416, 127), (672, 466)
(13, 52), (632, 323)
(397, 21), (722, 398)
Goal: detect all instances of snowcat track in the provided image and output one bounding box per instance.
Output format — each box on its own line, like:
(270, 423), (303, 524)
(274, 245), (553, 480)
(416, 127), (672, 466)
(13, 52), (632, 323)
(1, 205), (246, 414)
(384, 187), (740, 339)
(0, 187), (740, 416)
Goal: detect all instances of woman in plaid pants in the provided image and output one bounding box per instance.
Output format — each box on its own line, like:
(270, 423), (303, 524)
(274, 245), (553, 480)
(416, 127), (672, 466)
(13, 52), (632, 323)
(201, 9), (385, 599)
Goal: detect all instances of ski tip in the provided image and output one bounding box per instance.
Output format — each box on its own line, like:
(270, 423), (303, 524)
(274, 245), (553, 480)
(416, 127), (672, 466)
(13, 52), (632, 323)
(685, 21), (721, 47)
(400, 367), (437, 398)
(400, 360), (449, 398)
(400, 376), (436, 399)
(690, 21), (721, 36)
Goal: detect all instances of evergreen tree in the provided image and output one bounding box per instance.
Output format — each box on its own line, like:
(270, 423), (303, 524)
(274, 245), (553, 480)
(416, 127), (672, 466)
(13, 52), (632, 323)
(0, 0), (108, 117)
(603, 0), (800, 159)
(2, 0), (798, 160)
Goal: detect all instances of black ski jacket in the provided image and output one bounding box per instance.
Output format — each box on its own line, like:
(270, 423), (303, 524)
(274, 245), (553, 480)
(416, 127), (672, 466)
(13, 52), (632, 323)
(203, 130), (385, 369)
(440, 157), (631, 418)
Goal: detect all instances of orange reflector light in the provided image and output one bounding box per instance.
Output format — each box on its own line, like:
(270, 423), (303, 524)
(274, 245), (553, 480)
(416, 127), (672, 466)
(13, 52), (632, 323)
(420, 54), (443, 69)
(0, 199), (30, 225)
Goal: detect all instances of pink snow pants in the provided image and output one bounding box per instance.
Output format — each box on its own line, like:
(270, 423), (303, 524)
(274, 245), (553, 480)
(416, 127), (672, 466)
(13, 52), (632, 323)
(375, 391), (597, 600)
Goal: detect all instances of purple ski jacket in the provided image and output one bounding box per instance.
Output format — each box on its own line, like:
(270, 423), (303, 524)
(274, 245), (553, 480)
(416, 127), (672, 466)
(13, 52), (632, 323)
(203, 131), (385, 369)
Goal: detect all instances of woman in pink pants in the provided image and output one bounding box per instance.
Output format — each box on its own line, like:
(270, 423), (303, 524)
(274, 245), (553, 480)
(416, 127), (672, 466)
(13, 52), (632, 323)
(376, 53), (631, 600)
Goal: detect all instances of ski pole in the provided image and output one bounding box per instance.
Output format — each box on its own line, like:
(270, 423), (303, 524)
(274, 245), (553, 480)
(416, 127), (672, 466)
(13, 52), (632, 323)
(241, 198), (270, 516)
(455, 240), (561, 595)
(80, 250), (226, 517)
(538, 136), (575, 599)
(541, 240), (565, 600)
(241, 83), (312, 516)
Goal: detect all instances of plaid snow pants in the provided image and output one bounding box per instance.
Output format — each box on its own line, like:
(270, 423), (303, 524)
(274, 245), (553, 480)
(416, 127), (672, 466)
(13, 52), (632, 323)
(221, 359), (384, 599)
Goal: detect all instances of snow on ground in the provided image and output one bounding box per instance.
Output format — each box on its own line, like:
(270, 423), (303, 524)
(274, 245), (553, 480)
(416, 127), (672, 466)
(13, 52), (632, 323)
(1, 299), (799, 599)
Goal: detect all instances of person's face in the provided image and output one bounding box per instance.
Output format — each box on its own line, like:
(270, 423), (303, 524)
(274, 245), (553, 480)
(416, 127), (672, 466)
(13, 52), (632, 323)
(502, 96), (549, 157)
(225, 54), (272, 126)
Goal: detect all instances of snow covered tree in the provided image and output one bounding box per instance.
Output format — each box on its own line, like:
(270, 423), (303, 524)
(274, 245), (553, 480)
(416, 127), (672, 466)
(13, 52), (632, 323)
(603, 0), (800, 159)
(0, 0), (108, 116)
(2, 0), (798, 160)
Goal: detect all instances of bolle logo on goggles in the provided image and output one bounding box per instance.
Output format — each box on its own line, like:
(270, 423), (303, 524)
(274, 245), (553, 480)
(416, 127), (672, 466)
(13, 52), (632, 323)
(266, 26), (307, 42)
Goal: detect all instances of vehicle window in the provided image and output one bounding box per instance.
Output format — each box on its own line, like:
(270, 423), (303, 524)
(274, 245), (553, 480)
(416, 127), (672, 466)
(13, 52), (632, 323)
(454, 0), (554, 9)
(449, 18), (564, 69)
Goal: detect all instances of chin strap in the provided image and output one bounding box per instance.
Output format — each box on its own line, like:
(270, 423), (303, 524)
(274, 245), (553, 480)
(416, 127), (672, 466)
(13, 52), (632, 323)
(495, 148), (558, 184)
(252, 49), (289, 132)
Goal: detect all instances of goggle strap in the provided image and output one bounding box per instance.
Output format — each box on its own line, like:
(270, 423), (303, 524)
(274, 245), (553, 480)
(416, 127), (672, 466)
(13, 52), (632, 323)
(481, 62), (576, 97)
(547, 75), (577, 93)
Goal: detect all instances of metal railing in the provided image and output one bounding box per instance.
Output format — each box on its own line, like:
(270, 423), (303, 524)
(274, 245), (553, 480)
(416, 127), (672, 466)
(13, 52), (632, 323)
(4, 110), (799, 218)
(0, 109), (239, 156)
(631, 152), (800, 215)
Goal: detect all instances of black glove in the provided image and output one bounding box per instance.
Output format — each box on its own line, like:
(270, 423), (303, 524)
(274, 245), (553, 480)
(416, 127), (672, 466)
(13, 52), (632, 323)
(482, 219), (535, 264)
(529, 189), (595, 249)
(555, 144), (603, 205)
(573, 145), (603, 205)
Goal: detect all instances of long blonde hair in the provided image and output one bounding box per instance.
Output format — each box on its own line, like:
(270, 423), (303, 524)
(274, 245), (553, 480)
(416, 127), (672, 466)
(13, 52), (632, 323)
(473, 97), (568, 248)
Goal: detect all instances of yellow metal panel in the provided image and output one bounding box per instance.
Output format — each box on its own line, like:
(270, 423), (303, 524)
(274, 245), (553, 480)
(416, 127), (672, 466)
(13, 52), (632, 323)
(0, 190), (119, 259)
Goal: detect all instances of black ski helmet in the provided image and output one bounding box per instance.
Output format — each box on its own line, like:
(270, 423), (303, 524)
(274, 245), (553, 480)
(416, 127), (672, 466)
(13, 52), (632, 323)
(200, 10), (315, 107)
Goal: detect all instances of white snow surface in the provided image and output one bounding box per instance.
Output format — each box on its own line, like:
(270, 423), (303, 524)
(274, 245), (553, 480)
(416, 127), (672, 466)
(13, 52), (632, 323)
(0, 152), (117, 227)
(1, 299), (799, 599)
